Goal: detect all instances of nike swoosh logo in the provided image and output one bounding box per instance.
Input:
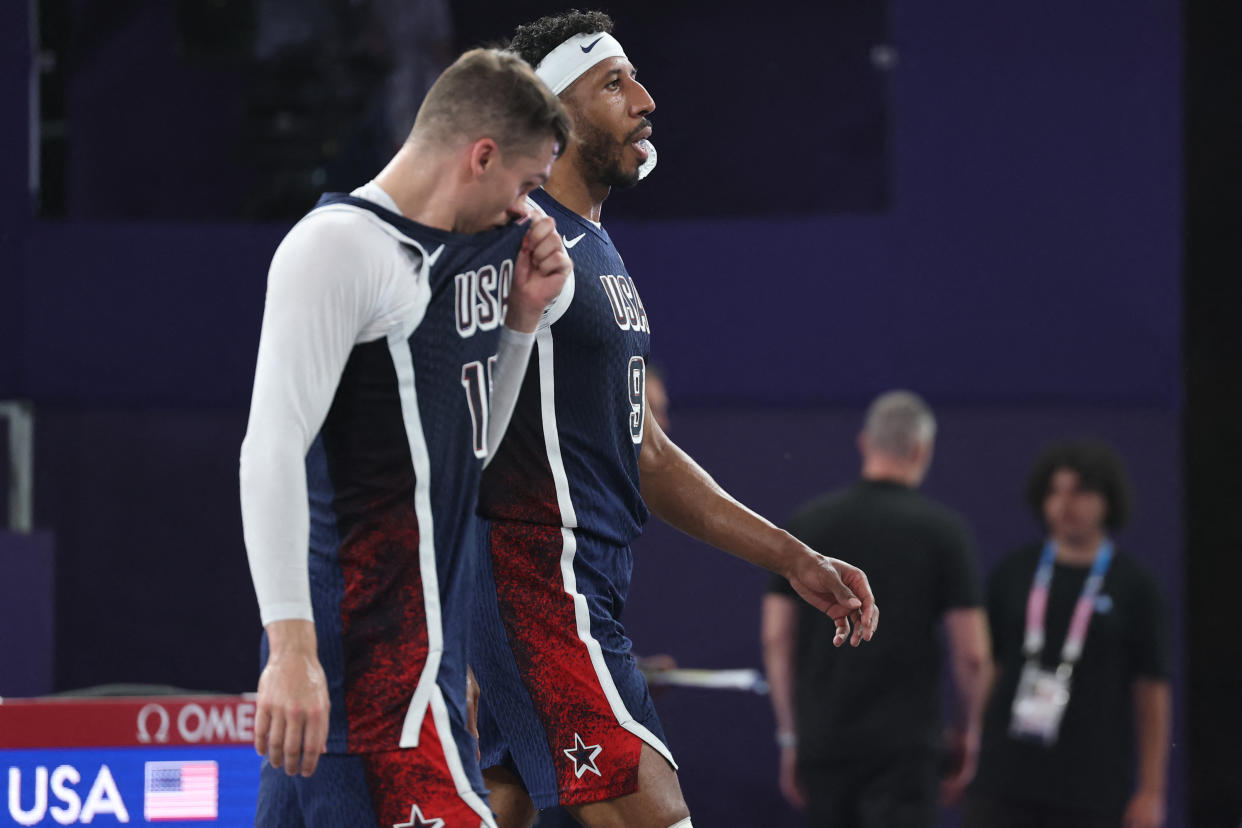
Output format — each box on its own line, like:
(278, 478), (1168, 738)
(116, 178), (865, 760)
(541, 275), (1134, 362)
(580, 36), (604, 53)
(563, 233), (586, 249)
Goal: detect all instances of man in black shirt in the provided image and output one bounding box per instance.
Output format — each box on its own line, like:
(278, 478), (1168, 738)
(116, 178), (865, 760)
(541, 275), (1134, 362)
(763, 391), (992, 827)
(965, 441), (1171, 828)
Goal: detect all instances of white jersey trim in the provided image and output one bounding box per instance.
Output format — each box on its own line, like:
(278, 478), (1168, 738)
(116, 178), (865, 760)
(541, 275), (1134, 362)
(390, 330), (443, 749)
(428, 687), (499, 828)
(525, 195), (576, 331)
(536, 330), (677, 770)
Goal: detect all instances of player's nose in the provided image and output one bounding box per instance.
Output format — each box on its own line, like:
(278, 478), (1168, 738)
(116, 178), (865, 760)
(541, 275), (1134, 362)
(630, 79), (655, 117)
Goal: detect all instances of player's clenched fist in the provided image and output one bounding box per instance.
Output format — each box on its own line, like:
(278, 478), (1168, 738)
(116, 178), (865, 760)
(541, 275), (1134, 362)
(506, 214), (572, 332)
(254, 619), (330, 777)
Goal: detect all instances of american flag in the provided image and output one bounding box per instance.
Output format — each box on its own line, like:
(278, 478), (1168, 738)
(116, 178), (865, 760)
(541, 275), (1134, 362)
(143, 760), (219, 821)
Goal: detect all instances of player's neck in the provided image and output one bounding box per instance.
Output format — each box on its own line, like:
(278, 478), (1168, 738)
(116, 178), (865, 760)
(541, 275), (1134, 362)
(860, 467), (918, 487)
(545, 156), (608, 223)
(860, 455), (922, 487)
(1052, 530), (1107, 565)
(373, 143), (459, 232)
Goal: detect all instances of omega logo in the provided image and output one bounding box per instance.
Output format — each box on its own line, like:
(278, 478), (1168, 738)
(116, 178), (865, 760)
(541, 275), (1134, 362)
(136, 701), (255, 744)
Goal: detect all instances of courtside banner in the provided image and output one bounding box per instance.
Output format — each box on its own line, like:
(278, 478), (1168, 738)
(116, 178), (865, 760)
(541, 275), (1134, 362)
(1, 696), (260, 826)
(2, 747), (258, 826)
(0, 697), (256, 749)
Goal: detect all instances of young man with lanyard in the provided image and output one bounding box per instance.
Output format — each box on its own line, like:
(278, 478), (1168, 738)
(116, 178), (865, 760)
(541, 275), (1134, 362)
(965, 442), (1172, 828)
(239, 49), (573, 828)
(470, 12), (879, 828)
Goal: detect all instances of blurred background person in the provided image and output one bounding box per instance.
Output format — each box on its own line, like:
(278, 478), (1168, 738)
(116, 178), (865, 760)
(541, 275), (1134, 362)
(964, 441), (1171, 828)
(762, 390), (992, 827)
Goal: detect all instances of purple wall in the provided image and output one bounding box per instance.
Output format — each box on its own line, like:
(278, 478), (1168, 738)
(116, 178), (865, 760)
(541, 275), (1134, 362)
(8, 0), (1181, 409)
(1, 0), (30, 395)
(31, 405), (258, 691)
(0, 531), (55, 697)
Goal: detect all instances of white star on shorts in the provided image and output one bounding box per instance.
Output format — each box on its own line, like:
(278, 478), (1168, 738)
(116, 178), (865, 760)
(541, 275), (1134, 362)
(393, 804), (445, 828)
(563, 732), (604, 778)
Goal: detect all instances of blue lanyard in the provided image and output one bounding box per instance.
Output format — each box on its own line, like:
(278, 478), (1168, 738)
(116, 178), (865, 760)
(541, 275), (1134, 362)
(1022, 539), (1114, 664)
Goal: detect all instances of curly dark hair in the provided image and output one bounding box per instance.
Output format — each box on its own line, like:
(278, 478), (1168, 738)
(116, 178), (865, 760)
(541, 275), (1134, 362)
(508, 10), (616, 69)
(1025, 440), (1133, 531)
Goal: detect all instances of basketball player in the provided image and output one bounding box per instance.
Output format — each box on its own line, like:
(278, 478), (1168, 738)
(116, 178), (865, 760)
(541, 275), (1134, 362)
(471, 13), (879, 828)
(239, 49), (572, 828)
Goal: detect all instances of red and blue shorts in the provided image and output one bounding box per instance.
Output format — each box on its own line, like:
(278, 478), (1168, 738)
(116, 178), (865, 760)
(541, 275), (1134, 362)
(255, 700), (494, 828)
(471, 520), (676, 809)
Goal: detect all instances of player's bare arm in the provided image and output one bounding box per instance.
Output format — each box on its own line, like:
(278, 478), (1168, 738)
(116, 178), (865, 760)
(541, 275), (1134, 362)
(638, 407), (878, 645)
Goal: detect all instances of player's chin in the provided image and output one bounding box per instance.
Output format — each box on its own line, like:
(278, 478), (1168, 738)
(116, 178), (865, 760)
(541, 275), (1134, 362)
(608, 163), (641, 190)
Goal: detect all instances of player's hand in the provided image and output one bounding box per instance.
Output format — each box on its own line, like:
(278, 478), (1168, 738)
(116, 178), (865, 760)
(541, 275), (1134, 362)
(786, 551), (878, 647)
(507, 215), (571, 332)
(939, 725), (979, 806)
(254, 620), (330, 777)
(778, 745), (806, 810)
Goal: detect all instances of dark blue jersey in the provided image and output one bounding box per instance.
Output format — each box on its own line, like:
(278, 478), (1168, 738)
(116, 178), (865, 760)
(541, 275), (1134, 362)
(263, 191), (525, 754)
(479, 188), (652, 545)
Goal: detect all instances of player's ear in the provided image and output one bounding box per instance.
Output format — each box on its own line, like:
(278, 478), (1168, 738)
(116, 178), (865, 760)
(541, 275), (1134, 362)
(468, 137), (499, 179)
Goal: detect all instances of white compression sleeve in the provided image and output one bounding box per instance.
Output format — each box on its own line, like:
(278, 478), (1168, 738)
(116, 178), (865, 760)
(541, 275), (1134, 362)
(667, 819), (693, 828)
(239, 210), (410, 626)
(483, 326), (535, 466)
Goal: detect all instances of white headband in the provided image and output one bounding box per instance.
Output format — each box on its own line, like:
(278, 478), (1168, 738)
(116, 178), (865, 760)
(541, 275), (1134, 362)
(535, 32), (627, 96)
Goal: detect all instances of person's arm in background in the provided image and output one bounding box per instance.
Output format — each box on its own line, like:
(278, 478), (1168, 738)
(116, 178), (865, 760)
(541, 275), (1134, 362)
(640, 411), (877, 644)
(1122, 565), (1173, 828)
(940, 607), (994, 805)
(761, 591), (804, 810)
(1124, 678), (1171, 828)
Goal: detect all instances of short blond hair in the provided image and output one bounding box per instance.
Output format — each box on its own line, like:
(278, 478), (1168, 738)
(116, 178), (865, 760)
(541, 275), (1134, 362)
(412, 48), (571, 158)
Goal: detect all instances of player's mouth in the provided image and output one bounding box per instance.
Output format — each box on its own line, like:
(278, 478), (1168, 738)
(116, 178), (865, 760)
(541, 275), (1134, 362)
(629, 126), (652, 159)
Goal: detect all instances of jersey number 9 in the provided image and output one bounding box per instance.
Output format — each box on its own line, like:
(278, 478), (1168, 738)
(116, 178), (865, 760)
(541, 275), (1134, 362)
(628, 356), (645, 445)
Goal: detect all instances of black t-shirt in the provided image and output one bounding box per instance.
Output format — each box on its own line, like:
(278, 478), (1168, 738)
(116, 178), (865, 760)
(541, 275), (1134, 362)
(767, 480), (982, 761)
(972, 543), (1171, 816)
